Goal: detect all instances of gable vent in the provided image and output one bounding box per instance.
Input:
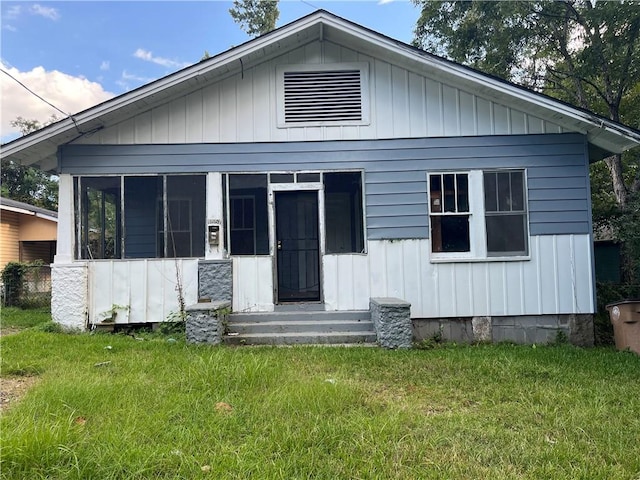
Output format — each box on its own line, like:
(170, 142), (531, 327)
(283, 70), (362, 123)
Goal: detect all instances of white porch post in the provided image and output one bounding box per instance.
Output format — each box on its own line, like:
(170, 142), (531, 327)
(205, 172), (226, 260)
(54, 174), (75, 264)
(51, 174), (88, 330)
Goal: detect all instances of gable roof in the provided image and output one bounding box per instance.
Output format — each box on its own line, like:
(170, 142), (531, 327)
(2, 9), (640, 170)
(0, 196), (58, 222)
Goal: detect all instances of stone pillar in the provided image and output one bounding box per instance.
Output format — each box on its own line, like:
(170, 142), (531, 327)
(198, 260), (232, 302)
(370, 297), (412, 349)
(52, 263), (88, 331)
(185, 301), (231, 345)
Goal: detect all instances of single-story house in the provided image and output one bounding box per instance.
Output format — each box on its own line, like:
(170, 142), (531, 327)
(2, 11), (640, 345)
(0, 196), (57, 268)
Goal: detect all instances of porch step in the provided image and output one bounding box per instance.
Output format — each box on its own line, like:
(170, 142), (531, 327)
(224, 310), (377, 346)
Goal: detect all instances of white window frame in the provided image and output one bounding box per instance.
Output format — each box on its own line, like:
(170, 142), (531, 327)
(428, 170), (530, 263)
(276, 63), (370, 128)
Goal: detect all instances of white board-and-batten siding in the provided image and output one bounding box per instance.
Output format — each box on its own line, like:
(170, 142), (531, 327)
(75, 40), (565, 146)
(324, 236), (594, 317)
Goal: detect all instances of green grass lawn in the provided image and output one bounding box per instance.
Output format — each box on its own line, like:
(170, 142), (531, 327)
(1, 328), (639, 479)
(0, 307), (51, 330)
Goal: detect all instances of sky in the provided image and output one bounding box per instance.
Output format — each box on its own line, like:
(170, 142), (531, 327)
(0, 0), (421, 143)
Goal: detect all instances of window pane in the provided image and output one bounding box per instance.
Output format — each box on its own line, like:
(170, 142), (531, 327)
(443, 174), (456, 212)
(270, 173), (294, 183)
(229, 174), (269, 255)
(79, 177), (121, 259)
(431, 216), (470, 253)
(497, 172), (512, 211)
(486, 214), (527, 255)
(429, 175), (442, 213)
(297, 173), (320, 183)
(324, 172), (364, 254)
(456, 174), (469, 212)
(510, 171), (525, 211)
(484, 172), (498, 212)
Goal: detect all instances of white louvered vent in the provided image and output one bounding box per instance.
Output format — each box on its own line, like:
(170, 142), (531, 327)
(283, 69), (363, 123)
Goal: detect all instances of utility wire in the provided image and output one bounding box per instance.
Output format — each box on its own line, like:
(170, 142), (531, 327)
(1, 68), (69, 117)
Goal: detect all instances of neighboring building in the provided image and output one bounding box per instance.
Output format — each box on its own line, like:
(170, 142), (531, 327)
(2, 11), (640, 344)
(0, 196), (57, 268)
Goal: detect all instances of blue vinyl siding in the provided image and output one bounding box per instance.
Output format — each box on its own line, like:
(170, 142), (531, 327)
(60, 133), (591, 239)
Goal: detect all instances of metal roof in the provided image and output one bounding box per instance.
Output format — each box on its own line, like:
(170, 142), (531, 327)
(2, 10), (639, 170)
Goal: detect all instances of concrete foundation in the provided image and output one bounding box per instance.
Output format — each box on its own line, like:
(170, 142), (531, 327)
(412, 314), (594, 346)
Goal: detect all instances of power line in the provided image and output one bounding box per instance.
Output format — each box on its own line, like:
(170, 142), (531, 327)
(1, 67), (69, 117)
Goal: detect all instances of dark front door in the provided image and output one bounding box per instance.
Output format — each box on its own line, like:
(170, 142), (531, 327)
(275, 191), (320, 303)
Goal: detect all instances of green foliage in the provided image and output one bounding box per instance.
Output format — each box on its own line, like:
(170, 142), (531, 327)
(1, 339), (640, 478)
(33, 321), (64, 333)
(229, 0), (279, 37)
(2, 116), (59, 210)
(1, 262), (29, 307)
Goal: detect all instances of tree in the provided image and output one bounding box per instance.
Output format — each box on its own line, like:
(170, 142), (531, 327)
(229, 0), (279, 38)
(413, 0), (640, 207)
(1, 116), (59, 210)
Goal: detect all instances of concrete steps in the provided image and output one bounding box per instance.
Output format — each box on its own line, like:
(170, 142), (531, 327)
(224, 309), (377, 346)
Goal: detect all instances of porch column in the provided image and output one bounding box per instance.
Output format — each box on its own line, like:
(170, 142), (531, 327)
(54, 174), (75, 264)
(206, 172), (226, 260)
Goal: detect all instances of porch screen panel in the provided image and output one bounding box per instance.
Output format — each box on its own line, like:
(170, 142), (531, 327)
(78, 177), (121, 260)
(166, 175), (206, 258)
(324, 172), (365, 254)
(124, 177), (162, 258)
(227, 174), (269, 255)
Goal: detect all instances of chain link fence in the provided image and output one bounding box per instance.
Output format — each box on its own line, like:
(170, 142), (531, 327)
(1, 264), (52, 309)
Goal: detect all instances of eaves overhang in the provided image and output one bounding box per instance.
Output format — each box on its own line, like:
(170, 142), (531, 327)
(1, 9), (639, 170)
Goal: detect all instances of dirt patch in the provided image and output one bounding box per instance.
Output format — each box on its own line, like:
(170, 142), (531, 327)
(0, 376), (39, 412)
(0, 327), (22, 337)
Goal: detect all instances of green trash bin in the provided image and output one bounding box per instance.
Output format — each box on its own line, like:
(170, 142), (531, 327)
(606, 300), (640, 354)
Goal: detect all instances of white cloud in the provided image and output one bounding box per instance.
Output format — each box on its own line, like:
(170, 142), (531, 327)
(116, 70), (156, 91)
(100, 61), (110, 71)
(5, 5), (21, 20)
(0, 63), (114, 139)
(3, 24), (17, 32)
(30, 4), (60, 21)
(133, 48), (190, 69)
(378, 0), (395, 4)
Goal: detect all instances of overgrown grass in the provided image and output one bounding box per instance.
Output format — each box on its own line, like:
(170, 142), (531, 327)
(0, 307), (51, 330)
(1, 331), (639, 479)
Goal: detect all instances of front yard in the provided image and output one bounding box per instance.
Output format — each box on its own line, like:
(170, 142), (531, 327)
(1, 321), (639, 479)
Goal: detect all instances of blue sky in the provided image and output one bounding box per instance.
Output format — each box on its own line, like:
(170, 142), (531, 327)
(0, 1), (420, 142)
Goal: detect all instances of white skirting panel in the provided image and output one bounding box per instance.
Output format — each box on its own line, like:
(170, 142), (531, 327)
(88, 259), (199, 324)
(322, 254), (370, 311)
(232, 256), (274, 312)
(367, 235), (594, 318)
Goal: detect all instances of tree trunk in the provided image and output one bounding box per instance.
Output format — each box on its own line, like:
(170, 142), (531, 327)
(604, 154), (628, 207)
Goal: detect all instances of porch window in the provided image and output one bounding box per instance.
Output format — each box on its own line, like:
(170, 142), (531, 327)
(324, 172), (365, 254)
(76, 174), (205, 259)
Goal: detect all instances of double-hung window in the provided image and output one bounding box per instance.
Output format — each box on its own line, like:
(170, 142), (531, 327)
(428, 169), (528, 260)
